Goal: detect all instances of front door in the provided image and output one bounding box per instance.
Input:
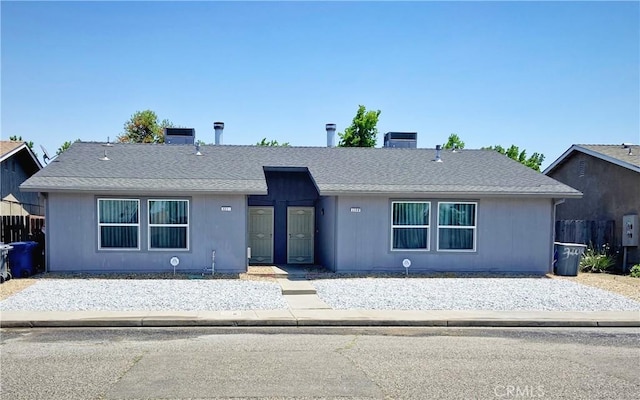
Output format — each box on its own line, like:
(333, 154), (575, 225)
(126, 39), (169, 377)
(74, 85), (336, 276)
(248, 207), (274, 264)
(287, 207), (314, 264)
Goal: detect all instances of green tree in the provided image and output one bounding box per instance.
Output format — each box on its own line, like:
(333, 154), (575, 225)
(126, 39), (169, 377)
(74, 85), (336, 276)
(56, 139), (80, 155)
(443, 133), (465, 150)
(484, 144), (545, 172)
(256, 138), (290, 147)
(338, 105), (381, 147)
(9, 135), (37, 157)
(117, 110), (175, 144)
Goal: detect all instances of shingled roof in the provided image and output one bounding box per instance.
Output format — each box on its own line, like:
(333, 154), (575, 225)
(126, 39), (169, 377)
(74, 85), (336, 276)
(544, 144), (640, 175)
(21, 142), (580, 197)
(0, 140), (43, 171)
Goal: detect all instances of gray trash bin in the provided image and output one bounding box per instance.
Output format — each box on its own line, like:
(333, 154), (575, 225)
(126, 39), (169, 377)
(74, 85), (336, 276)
(1, 243), (13, 283)
(554, 242), (587, 276)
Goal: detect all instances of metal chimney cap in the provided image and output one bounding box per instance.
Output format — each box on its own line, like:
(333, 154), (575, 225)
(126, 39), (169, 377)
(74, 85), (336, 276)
(325, 123), (336, 130)
(213, 122), (225, 129)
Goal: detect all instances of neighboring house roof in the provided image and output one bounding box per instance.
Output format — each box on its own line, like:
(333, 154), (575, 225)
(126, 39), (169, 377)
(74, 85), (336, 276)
(1, 194), (29, 216)
(544, 144), (640, 175)
(21, 142), (581, 198)
(0, 140), (43, 170)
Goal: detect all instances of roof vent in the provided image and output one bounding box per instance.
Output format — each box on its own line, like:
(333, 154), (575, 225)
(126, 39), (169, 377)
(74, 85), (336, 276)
(214, 122), (224, 145)
(99, 150), (110, 161)
(195, 144), (203, 156)
(326, 123), (336, 147)
(629, 147), (634, 156)
(622, 143), (633, 148)
(384, 132), (417, 148)
(102, 136), (113, 147)
(434, 145), (442, 162)
(165, 128), (195, 145)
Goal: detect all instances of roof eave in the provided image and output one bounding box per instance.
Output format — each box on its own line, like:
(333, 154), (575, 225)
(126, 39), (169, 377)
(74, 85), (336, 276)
(544, 145), (640, 175)
(318, 190), (583, 198)
(19, 186), (268, 196)
(0, 143), (43, 170)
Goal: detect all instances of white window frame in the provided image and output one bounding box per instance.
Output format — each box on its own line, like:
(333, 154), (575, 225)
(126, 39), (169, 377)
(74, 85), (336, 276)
(390, 201), (431, 251)
(97, 198), (140, 251)
(148, 199), (190, 251)
(437, 201), (477, 252)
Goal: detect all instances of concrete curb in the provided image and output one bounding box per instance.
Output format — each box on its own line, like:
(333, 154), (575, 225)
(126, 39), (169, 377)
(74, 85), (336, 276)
(3, 320), (638, 329)
(2, 310), (638, 328)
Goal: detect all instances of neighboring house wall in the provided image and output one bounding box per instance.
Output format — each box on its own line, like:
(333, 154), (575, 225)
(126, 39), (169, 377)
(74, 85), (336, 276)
(1, 150), (43, 215)
(547, 152), (640, 265)
(333, 196), (553, 274)
(46, 192), (248, 273)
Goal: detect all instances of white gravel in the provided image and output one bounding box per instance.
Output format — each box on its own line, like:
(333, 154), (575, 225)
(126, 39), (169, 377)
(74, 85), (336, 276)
(2, 277), (639, 312)
(0, 280), (288, 311)
(313, 278), (640, 311)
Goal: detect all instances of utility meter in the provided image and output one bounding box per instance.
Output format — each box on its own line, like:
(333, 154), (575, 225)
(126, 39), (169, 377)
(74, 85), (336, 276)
(622, 215), (639, 247)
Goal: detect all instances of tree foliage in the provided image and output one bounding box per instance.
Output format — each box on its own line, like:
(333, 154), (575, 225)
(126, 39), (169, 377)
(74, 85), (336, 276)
(483, 144), (545, 171)
(9, 135), (34, 150)
(256, 138), (290, 147)
(443, 133), (465, 150)
(9, 135), (37, 157)
(439, 133), (545, 171)
(338, 105), (381, 147)
(117, 110), (174, 144)
(56, 139), (80, 155)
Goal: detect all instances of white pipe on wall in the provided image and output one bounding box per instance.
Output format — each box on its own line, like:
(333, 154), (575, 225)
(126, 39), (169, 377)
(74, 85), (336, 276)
(550, 199), (566, 274)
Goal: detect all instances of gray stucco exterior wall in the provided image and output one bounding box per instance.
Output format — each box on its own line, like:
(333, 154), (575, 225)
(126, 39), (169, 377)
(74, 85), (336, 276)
(333, 196), (554, 274)
(45, 191), (555, 274)
(46, 192), (248, 273)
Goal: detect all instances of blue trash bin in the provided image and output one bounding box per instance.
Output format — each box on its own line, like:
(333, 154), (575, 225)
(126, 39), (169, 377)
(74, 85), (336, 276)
(8, 241), (38, 278)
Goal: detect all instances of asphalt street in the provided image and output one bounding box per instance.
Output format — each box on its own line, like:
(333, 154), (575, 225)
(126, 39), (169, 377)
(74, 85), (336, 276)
(1, 327), (638, 399)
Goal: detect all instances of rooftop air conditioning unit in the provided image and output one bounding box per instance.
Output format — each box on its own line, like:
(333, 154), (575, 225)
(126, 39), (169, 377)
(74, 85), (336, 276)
(164, 128), (195, 145)
(383, 132), (418, 148)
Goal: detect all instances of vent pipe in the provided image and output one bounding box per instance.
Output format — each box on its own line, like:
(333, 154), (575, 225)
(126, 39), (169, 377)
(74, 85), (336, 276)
(326, 123), (336, 147)
(435, 145), (442, 162)
(214, 122), (225, 145)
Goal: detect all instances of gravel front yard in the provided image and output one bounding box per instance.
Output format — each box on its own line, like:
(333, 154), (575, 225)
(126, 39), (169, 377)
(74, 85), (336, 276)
(0, 279), (288, 311)
(313, 278), (640, 311)
(1, 274), (639, 312)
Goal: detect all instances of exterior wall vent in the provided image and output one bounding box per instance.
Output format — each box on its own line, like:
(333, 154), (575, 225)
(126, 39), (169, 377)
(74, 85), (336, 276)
(165, 128), (195, 145)
(383, 132), (417, 148)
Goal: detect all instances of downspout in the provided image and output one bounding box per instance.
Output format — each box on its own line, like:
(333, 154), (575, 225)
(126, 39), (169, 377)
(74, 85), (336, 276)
(43, 192), (49, 273)
(550, 199), (565, 274)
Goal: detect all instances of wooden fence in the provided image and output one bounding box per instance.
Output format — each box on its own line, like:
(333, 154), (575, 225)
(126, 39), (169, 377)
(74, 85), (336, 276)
(1, 215), (44, 243)
(555, 220), (615, 249)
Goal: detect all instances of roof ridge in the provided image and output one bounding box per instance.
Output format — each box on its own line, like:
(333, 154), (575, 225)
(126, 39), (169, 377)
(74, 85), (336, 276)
(576, 143), (637, 147)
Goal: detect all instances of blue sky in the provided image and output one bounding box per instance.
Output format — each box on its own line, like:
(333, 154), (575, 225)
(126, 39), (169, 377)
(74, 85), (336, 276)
(2, 1), (638, 169)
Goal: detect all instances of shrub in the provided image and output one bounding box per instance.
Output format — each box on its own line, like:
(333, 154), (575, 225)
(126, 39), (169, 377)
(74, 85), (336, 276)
(630, 264), (640, 278)
(579, 245), (615, 273)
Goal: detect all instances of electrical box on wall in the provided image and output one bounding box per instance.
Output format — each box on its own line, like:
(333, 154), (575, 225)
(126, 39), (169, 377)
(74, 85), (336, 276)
(622, 215), (639, 247)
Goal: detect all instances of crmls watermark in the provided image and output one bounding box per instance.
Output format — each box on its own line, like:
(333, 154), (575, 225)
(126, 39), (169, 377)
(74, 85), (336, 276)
(494, 385), (545, 398)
